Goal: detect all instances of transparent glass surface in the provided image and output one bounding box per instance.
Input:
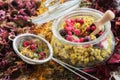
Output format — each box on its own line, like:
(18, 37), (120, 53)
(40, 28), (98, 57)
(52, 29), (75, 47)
(51, 8), (115, 68)
(32, 0), (81, 24)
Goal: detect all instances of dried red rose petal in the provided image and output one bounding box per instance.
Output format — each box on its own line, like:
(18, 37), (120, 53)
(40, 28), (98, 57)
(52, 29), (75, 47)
(108, 53), (120, 64)
(0, 10), (6, 21)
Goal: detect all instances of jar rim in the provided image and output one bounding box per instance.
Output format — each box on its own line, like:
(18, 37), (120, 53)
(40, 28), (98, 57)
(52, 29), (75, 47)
(52, 8), (111, 45)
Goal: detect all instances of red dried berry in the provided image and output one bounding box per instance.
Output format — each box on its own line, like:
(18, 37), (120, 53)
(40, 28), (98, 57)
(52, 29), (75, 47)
(71, 19), (75, 23)
(65, 19), (71, 24)
(39, 52), (45, 60)
(59, 29), (67, 36)
(64, 26), (73, 31)
(75, 18), (79, 22)
(66, 35), (74, 41)
(74, 39), (80, 43)
(77, 19), (84, 25)
(79, 38), (85, 42)
(70, 26), (75, 30)
(65, 19), (75, 26)
(74, 29), (80, 36)
(30, 44), (36, 50)
(99, 31), (103, 35)
(86, 26), (91, 31)
(39, 52), (45, 56)
(67, 31), (72, 35)
(91, 26), (96, 31)
(23, 41), (29, 47)
(84, 36), (90, 42)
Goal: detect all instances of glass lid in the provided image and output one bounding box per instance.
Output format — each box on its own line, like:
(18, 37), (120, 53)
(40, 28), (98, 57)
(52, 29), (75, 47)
(31, 0), (81, 24)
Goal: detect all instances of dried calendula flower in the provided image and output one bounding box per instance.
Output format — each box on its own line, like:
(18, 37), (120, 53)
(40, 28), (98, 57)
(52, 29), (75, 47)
(77, 55), (82, 60)
(84, 57), (89, 64)
(101, 50), (110, 58)
(33, 22), (53, 42)
(36, 1), (48, 15)
(84, 51), (89, 58)
(101, 52), (107, 58)
(71, 59), (76, 65)
(89, 56), (95, 62)
(90, 34), (96, 40)
(60, 0), (66, 3)
(96, 56), (104, 61)
(74, 23), (81, 29)
(70, 53), (77, 60)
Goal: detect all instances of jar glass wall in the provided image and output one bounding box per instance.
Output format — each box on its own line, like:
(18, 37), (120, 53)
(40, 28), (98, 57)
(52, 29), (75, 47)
(51, 8), (115, 68)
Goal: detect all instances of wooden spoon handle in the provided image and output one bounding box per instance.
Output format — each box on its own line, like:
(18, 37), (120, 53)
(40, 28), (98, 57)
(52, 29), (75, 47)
(97, 10), (115, 25)
(91, 10), (115, 35)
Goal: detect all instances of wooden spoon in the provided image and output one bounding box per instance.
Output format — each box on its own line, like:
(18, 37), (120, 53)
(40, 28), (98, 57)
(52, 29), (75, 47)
(90, 10), (115, 35)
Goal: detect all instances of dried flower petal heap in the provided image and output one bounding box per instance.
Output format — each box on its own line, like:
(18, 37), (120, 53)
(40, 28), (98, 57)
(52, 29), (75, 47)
(0, 0), (41, 79)
(0, 0), (40, 27)
(33, 22), (53, 42)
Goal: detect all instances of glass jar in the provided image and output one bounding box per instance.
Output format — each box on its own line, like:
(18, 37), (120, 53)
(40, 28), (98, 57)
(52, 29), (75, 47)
(51, 8), (115, 68)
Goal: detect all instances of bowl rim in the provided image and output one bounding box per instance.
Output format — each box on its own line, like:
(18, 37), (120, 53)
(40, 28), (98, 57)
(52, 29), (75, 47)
(13, 33), (53, 64)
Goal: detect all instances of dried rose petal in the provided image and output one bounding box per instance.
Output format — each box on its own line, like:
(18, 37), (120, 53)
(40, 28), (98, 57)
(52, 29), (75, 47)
(108, 53), (120, 64)
(0, 10), (6, 20)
